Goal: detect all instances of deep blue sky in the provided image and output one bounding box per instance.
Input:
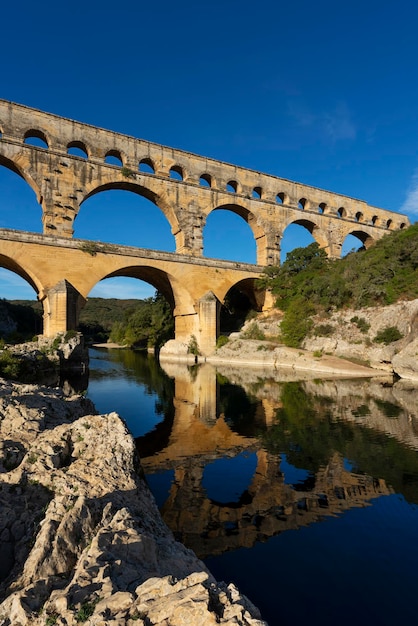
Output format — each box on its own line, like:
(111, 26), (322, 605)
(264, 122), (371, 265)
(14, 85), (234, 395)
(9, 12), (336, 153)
(1, 0), (417, 299)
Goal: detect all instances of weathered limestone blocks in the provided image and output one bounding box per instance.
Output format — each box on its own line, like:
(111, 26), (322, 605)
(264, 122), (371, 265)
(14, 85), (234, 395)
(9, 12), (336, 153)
(0, 381), (267, 626)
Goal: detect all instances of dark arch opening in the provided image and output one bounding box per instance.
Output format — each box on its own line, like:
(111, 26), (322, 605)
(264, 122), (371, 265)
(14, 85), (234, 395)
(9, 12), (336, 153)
(0, 158), (42, 232)
(220, 279), (260, 335)
(169, 165), (183, 181)
(226, 180), (238, 193)
(139, 158), (155, 174)
(77, 184), (175, 251)
(199, 173), (212, 188)
(337, 207), (346, 218)
(276, 192), (287, 204)
(105, 150), (123, 166)
(23, 129), (48, 149)
(386, 219), (393, 229)
(371, 215), (378, 225)
(252, 186), (262, 199)
(355, 212), (363, 222)
(318, 202), (327, 214)
(298, 198), (308, 210)
(203, 205), (257, 263)
(67, 141), (88, 159)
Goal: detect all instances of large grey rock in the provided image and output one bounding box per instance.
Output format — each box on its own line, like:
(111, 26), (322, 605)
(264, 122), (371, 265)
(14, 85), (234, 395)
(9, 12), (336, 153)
(0, 381), (267, 626)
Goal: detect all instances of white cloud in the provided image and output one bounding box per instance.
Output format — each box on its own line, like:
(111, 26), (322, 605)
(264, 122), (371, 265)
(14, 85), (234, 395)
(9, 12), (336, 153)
(400, 170), (418, 216)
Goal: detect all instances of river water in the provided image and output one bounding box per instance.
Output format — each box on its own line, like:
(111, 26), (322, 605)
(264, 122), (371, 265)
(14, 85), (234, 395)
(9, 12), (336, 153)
(86, 347), (418, 626)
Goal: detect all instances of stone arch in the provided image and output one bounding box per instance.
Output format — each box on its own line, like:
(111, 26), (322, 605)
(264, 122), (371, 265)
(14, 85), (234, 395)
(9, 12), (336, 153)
(104, 149), (124, 166)
(139, 158), (155, 174)
(205, 203), (265, 264)
(341, 229), (374, 256)
(84, 264), (196, 333)
(79, 181), (180, 248)
(169, 165), (184, 181)
(0, 253), (41, 295)
(67, 141), (88, 159)
(23, 128), (49, 149)
(252, 186), (262, 199)
(276, 192), (288, 205)
(226, 180), (239, 193)
(218, 278), (263, 336)
(298, 197), (309, 210)
(284, 218), (330, 254)
(199, 173), (212, 188)
(0, 154), (43, 206)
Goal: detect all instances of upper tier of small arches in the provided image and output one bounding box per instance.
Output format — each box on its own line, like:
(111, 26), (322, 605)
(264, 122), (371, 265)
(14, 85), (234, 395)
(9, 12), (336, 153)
(0, 119), (407, 231)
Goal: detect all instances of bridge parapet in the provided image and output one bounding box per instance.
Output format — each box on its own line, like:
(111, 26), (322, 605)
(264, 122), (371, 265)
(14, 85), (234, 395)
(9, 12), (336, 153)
(0, 99), (410, 265)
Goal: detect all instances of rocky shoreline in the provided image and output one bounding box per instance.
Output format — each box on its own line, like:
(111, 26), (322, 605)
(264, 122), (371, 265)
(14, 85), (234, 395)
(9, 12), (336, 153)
(160, 299), (418, 383)
(0, 380), (267, 625)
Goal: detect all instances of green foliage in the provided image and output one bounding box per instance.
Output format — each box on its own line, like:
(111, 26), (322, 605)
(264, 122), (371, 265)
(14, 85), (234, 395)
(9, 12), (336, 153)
(187, 335), (200, 356)
(314, 323), (334, 337)
(121, 166), (136, 178)
(259, 225), (418, 342)
(280, 297), (315, 347)
(45, 614), (58, 625)
(109, 292), (174, 349)
(374, 326), (404, 344)
(242, 322), (265, 340)
(350, 316), (370, 333)
(0, 349), (22, 380)
(75, 601), (96, 622)
(79, 241), (101, 256)
(216, 335), (229, 349)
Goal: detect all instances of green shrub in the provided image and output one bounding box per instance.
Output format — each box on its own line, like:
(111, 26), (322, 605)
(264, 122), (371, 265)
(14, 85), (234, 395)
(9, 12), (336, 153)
(75, 601), (96, 622)
(187, 335), (200, 356)
(216, 335), (229, 349)
(64, 329), (78, 341)
(280, 298), (315, 348)
(0, 350), (22, 379)
(374, 326), (404, 344)
(350, 316), (370, 333)
(314, 323), (334, 337)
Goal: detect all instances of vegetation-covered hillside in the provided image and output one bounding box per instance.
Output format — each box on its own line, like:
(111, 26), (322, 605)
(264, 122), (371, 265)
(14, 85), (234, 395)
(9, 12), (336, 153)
(260, 223), (418, 347)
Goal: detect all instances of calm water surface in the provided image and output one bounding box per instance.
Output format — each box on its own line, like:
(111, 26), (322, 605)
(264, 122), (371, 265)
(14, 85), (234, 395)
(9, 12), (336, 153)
(87, 348), (418, 626)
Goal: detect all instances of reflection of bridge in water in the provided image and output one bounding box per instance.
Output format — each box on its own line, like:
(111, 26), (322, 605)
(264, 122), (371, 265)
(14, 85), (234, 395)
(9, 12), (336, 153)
(136, 363), (418, 558)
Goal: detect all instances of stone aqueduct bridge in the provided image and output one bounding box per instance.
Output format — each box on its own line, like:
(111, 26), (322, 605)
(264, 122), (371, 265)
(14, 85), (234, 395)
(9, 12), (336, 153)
(0, 100), (410, 352)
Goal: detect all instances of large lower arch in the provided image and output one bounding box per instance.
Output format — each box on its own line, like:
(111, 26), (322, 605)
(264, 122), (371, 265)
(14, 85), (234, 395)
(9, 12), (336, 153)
(85, 265), (198, 349)
(0, 254), (42, 296)
(218, 278), (265, 336)
(206, 203), (266, 265)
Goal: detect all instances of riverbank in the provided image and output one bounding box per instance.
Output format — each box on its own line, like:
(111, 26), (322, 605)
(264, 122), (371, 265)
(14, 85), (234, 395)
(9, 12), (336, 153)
(0, 379), (267, 625)
(159, 299), (418, 382)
